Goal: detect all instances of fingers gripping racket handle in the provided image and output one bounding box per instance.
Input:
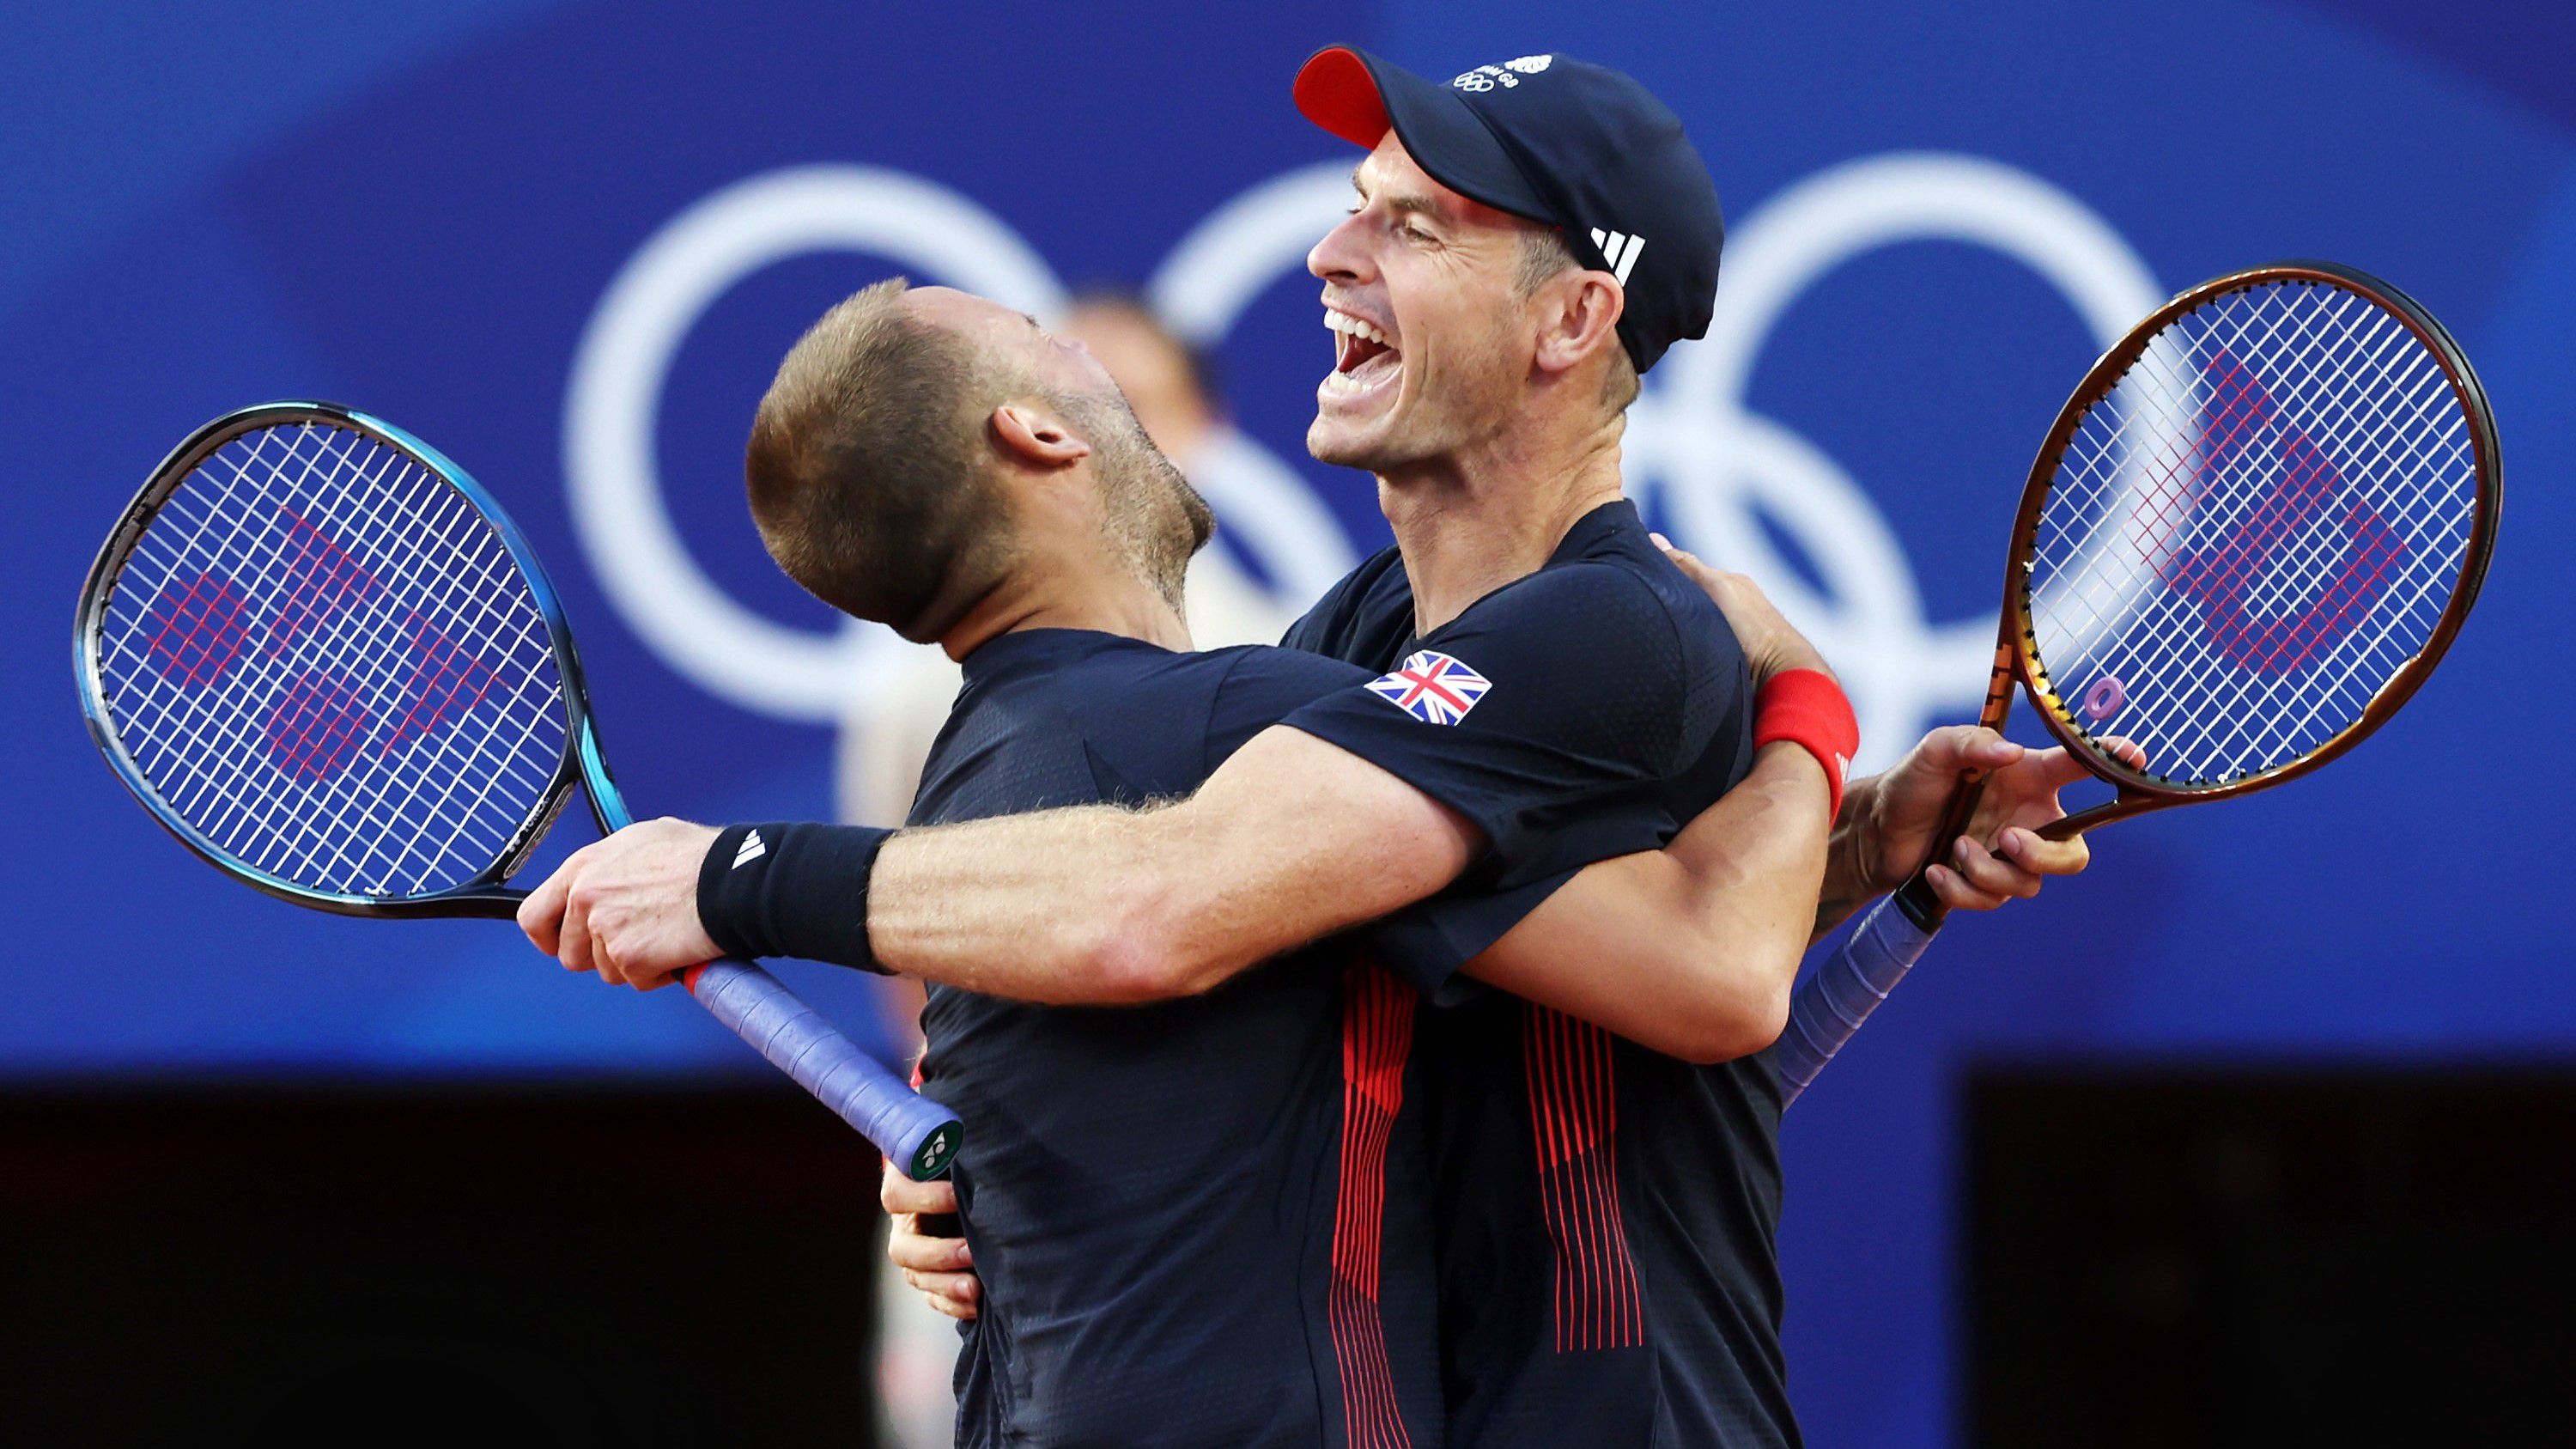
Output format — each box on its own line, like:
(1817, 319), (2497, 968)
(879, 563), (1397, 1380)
(684, 959), (962, 1179)
(1766, 897), (1939, 1107)
(1890, 770), (1992, 933)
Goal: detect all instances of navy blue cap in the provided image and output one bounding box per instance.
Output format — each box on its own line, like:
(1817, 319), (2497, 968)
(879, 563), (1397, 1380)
(1294, 46), (1724, 374)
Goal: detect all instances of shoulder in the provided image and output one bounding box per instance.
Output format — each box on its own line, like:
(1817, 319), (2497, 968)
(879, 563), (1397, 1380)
(1539, 535), (1747, 686)
(1197, 643), (1376, 764)
(1030, 641), (1248, 796)
(1058, 639), (1373, 766)
(1564, 539), (1752, 746)
(1424, 551), (1747, 768)
(1070, 638), (1261, 709)
(1206, 641), (1377, 693)
(1444, 559), (1692, 667)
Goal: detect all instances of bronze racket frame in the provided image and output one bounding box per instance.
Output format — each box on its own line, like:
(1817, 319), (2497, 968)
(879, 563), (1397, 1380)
(1892, 260), (2501, 928)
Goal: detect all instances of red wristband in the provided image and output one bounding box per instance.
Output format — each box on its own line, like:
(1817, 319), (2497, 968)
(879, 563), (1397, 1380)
(1754, 668), (1859, 822)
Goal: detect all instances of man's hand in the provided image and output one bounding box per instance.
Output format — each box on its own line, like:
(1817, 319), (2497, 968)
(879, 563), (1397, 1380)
(1645, 533), (2124, 928)
(516, 818), (723, 990)
(1820, 727), (2145, 930)
(882, 1163), (980, 1320)
(1653, 535), (1830, 683)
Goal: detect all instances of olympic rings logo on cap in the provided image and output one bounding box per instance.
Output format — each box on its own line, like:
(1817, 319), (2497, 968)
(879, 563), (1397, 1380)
(562, 150), (2164, 770)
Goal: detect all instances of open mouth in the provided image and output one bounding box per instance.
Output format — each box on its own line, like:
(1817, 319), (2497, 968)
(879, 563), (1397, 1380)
(1323, 308), (1400, 399)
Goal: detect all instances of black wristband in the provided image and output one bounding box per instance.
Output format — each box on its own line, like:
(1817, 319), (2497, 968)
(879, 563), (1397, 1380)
(696, 822), (894, 973)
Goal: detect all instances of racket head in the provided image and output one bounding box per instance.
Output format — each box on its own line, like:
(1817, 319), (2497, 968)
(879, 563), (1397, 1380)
(2000, 260), (2500, 833)
(75, 402), (614, 917)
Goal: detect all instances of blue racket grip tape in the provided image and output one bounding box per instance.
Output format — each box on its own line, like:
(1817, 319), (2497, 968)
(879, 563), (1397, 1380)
(684, 958), (962, 1178)
(1767, 898), (1937, 1107)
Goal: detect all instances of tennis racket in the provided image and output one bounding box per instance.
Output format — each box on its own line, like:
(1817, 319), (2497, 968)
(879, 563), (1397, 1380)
(1768, 260), (2500, 1105)
(74, 401), (962, 1178)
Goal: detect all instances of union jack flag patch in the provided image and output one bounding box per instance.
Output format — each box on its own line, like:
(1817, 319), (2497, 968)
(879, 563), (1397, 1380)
(1365, 650), (1492, 726)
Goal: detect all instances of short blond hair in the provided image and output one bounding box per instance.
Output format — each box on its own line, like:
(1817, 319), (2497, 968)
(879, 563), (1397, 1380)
(1516, 229), (1641, 411)
(745, 278), (1016, 641)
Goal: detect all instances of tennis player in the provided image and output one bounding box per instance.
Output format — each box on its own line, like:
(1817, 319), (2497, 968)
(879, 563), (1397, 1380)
(526, 47), (2098, 1447)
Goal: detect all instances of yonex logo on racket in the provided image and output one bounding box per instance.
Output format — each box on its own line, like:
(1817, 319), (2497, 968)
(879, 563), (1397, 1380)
(137, 499), (501, 786)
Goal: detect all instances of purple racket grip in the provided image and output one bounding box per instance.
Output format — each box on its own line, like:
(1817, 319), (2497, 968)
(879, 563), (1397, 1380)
(683, 959), (961, 1178)
(1767, 898), (1937, 1107)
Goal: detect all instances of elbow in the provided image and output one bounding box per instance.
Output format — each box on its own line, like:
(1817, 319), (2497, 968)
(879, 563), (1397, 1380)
(1655, 944), (1798, 1067)
(1660, 1014), (1782, 1068)
(1740, 970), (1795, 1060)
(1079, 883), (1232, 1004)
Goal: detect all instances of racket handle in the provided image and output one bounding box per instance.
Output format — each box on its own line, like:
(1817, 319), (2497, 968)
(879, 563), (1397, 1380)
(1765, 896), (1939, 1107)
(684, 959), (962, 1179)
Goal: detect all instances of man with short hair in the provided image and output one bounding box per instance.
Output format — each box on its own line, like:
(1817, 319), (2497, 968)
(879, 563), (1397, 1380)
(725, 273), (1452, 1446)
(838, 286), (1295, 1449)
(527, 47), (2095, 1448)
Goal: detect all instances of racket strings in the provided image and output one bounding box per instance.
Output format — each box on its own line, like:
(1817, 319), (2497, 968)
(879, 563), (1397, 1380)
(94, 421), (568, 898)
(2123, 306), (2465, 764)
(2041, 290), (2469, 776)
(2136, 298), (2469, 741)
(112, 431), (399, 837)
(110, 424), (561, 894)
(108, 429), (480, 888)
(2026, 278), (2475, 788)
(186, 426), (564, 887)
(2050, 305), (2463, 776)
(2054, 301), (2458, 743)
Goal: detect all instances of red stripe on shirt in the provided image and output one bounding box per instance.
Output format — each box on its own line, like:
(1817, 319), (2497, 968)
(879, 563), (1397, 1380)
(1524, 1005), (1645, 1351)
(1329, 959), (1416, 1449)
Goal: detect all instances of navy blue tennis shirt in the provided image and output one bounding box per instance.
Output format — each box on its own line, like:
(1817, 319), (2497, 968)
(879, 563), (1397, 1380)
(908, 630), (1447, 1448)
(1281, 498), (1799, 1448)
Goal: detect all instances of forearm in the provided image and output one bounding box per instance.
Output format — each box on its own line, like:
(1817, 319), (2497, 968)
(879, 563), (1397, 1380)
(1657, 740), (1834, 1014)
(1470, 743), (1829, 1062)
(1813, 771), (1893, 941)
(867, 727), (1479, 1003)
(866, 801), (1181, 1003)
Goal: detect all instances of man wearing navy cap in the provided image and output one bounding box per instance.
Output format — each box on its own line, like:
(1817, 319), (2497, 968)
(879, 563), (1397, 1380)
(530, 44), (2101, 1449)
(1283, 46), (1832, 1445)
(1291, 46), (1723, 383)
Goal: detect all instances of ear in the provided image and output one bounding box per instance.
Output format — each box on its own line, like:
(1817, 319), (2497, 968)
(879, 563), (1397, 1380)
(1532, 272), (1626, 380)
(990, 401), (1094, 470)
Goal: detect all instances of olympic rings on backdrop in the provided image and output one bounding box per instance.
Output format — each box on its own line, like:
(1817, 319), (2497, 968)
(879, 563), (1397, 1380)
(563, 152), (2164, 767)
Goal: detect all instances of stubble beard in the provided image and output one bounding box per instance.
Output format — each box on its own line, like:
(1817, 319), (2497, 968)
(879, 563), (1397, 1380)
(1070, 387), (1213, 612)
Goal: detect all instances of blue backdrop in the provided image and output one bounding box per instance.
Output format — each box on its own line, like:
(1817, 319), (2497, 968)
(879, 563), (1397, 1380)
(5, 3), (2569, 1443)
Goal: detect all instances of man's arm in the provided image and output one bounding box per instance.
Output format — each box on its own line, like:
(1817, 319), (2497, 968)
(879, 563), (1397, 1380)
(865, 726), (1479, 1001)
(518, 726), (1483, 998)
(1469, 728), (2115, 1063)
(1461, 740), (1829, 1063)
(1643, 536), (2106, 941)
(1453, 543), (2110, 1066)
(530, 567), (1701, 998)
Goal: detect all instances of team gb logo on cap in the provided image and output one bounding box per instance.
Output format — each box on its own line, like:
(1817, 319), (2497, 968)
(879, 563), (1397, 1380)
(1366, 650), (1493, 725)
(1453, 55), (1552, 91)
